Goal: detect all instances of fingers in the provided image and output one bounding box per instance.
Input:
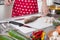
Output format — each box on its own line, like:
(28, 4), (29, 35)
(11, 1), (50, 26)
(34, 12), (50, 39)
(43, 10), (49, 16)
(4, 0), (12, 6)
(42, 0), (46, 2)
(8, 0), (12, 3)
(42, 7), (49, 16)
(4, 0), (8, 5)
(42, 2), (49, 16)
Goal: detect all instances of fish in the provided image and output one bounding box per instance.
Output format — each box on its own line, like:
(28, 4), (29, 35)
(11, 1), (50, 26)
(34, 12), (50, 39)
(24, 16), (41, 24)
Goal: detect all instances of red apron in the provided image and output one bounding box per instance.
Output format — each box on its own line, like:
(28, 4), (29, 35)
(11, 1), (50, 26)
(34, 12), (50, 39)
(12, 0), (38, 17)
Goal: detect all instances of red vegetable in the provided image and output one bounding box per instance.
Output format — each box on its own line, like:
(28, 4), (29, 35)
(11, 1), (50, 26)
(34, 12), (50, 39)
(31, 30), (43, 40)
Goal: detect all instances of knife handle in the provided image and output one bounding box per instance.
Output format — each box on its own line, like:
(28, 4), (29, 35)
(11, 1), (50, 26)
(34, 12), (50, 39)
(9, 21), (24, 26)
(54, 2), (60, 5)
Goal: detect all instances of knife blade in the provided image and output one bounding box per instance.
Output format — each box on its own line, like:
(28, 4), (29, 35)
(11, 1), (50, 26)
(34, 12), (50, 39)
(9, 21), (32, 28)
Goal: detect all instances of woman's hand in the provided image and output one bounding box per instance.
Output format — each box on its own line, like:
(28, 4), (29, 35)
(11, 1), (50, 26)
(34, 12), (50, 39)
(42, 0), (46, 2)
(42, 0), (49, 16)
(4, 0), (12, 6)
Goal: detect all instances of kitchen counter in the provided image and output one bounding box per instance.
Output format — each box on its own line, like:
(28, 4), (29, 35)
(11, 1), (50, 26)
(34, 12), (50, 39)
(0, 13), (56, 34)
(0, 13), (56, 40)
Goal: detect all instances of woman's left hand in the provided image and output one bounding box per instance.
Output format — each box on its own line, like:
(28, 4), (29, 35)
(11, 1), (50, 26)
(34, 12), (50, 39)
(42, 0), (49, 16)
(42, 5), (49, 16)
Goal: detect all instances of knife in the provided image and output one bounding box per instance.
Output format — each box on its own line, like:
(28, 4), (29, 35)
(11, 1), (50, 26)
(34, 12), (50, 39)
(9, 21), (32, 28)
(54, 2), (60, 5)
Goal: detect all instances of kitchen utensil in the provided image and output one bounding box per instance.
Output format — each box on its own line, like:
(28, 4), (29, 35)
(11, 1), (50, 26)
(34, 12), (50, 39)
(9, 21), (32, 28)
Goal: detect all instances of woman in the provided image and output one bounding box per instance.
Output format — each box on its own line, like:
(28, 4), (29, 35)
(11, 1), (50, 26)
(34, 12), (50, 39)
(4, 0), (49, 17)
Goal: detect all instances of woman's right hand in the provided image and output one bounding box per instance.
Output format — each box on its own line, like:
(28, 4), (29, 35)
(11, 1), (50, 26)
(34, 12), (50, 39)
(4, 0), (12, 6)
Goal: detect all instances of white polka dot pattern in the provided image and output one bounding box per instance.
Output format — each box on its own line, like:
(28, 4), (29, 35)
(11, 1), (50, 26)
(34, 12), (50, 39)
(12, 0), (38, 17)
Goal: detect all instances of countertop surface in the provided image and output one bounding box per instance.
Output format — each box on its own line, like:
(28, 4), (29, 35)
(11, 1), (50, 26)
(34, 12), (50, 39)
(0, 13), (56, 38)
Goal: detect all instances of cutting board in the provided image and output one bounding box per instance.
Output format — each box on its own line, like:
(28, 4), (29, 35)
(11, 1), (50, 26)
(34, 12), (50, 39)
(15, 17), (53, 29)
